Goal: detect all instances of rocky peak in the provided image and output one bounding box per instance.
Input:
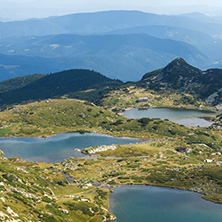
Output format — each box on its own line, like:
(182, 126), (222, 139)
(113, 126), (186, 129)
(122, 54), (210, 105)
(162, 57), (201, 74)
(154, 58), (202, 82)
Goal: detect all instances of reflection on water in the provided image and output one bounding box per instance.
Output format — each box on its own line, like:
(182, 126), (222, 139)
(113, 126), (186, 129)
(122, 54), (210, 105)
(110, 185), (222, 222)
(123, 108), (215, 127)
(0, 132), (142, 163)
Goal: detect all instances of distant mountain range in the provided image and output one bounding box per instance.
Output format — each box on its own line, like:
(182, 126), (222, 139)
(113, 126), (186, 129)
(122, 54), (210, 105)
(0, 34), (208, 81)
(0, 10), (222, 37)
(109, 25), (215, 53)
(0, 53), (69, 81)
(0, 10), (222, 81)
(0, 58), (221, 109)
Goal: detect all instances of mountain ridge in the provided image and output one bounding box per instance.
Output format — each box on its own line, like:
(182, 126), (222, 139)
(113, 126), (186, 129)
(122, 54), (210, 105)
(0, 69), (122, 108)
(1, 10), (222, 37)
(0, 58), (221, 109)
(0, 33), (209, 81)
(141, 58), (222, 106)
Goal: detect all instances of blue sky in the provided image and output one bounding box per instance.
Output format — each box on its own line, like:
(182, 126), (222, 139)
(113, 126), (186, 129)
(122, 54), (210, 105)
(1, 0), (222, 21)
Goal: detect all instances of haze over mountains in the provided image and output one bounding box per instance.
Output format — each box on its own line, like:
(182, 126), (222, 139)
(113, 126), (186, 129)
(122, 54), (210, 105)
(0, 10), (222, 81)
(1, 11), (222, 37)
(0, 58), (221, 109)
(0, 34), (207, 81)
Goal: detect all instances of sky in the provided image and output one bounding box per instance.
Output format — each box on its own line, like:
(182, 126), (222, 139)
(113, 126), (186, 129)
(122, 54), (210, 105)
(1, 0), (222, 21)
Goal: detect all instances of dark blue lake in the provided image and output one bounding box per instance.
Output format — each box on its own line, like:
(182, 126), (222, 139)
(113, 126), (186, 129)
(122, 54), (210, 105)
(0, 132), (141, 163)
(109, 185), (222, 222)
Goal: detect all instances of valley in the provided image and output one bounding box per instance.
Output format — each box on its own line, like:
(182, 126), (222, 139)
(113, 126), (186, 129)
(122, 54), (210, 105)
(0, 90), (221, 221)
(1, 113), (222, 221)
(0, 10), (221, 221)
(1, 11), (222, 82)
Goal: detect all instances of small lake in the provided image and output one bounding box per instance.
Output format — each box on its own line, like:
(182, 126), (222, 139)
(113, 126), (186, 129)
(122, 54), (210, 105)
(109, 185), (222, 222)
(123, 108), (215, 127)
(0, 132), (141, 163)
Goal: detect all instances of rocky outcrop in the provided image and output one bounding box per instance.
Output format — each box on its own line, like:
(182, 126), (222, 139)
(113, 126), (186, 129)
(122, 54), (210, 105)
(0, 150), (4, 159)
(141, 58), (222, 106)
(82, 145), (117, 155)
(216, 104), (222, 110)
(206, 88), (222, 107)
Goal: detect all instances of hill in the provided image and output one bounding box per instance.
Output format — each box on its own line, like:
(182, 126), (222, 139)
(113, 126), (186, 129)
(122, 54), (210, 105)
(0, 74), (46, 93)
(0, 98), (196, 139)
(0, 69), (122, 108)
(109, 25), (214, 50)
(109, 24), (222, 68)
(100, 58), (222, 109)
(0, 58), (221, 109)
(141, 58), (222, 106)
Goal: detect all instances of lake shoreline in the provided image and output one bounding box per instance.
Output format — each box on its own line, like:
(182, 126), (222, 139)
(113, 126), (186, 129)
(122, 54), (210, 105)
(110, 183), (222, 204)
(0, 132), (144, 163)
(0, 104), (220, 139)
(108, 184), (222, 222)
(118, 105), (217, 112)
(0, 130), (146, 142)
(122, 107), (218, 127)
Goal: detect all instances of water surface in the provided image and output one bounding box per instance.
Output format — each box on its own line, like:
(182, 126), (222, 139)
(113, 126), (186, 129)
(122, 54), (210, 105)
(0, 132), (141, 163)
(123, 108), (214, 127)
(110, 185), (222, 222)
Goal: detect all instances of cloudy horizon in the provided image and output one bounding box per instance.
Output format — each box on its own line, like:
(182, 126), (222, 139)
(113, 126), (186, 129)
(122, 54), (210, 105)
(1, 0), (222, 21)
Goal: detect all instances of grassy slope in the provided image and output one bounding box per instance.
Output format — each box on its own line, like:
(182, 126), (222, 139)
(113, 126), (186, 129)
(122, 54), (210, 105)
(0, 99), (222, 221)
(0, 74), (46, 93)
(141, 58), (222, 103)
(0, 98), (217, 146)
(1, 137), (222, 221)
(0, 69), (122, 108)
(0, 98), (221, 150)
(101, 61), (222, 110)
(0, 156), (112, 222)
(0, 99), (125, 137)
(100, 58), (222, 110)
(100, 84), (213, 111)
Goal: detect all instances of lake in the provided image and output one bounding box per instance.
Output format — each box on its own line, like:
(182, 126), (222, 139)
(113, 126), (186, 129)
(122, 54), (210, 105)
(0, 132), (141, 163)
(109, 185), (222, 222)
(123, 108), (215, 127)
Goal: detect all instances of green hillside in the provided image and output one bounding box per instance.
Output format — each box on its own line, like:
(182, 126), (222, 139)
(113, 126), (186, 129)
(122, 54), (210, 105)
(0, 98), (222, 221)
(1, 10), (222, 222)
(140, 58), (222, 106)
(1, 58), (221, 110)
(100, 58), (221, 110)
(0, 74), (46, 93)
(0, 99), (221, 152)
(0, 69), (122, 108)
(0, 98), (192, 140)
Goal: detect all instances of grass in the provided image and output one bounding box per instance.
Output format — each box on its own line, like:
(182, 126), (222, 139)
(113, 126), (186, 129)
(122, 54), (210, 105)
(100, 86), (213, 111)
(0, 98), (197, 140)
(1, 136), (222, 221)
(0, 98), (222, 221)
(0, 128), (11, 136)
